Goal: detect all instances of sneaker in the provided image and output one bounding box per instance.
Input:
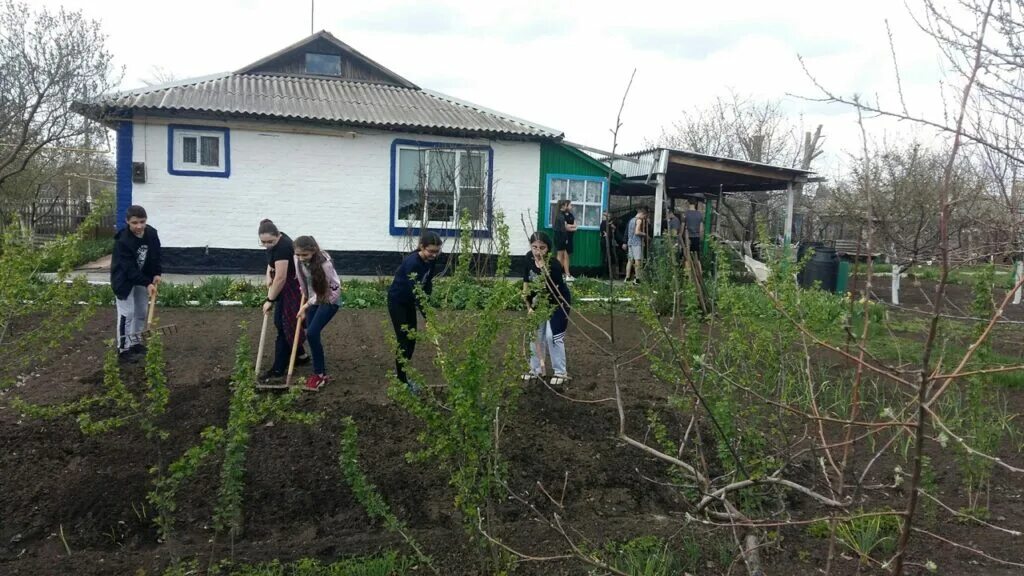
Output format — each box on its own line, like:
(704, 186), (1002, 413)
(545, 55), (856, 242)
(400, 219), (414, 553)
(130, 343), (148, 355)
(405, 380), (422, 396)
(565, 275), (576, 282)
(550, 373), (572, 386)
(294, 351), (311, 366)
(304, 374), (328, 392)
(521, 372), (541, 381)
(260, 369), (284, 382)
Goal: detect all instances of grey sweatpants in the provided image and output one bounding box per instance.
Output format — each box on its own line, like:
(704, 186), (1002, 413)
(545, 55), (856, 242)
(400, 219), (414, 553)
(116, 286), (149, 352)
(528, 312), (568, 377)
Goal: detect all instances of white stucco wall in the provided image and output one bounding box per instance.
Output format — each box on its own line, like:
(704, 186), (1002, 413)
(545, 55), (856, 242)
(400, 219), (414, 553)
(129, 117), (541, 253)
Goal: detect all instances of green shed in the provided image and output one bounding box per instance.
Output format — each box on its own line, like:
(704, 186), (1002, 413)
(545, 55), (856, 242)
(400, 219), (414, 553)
(538, 142), (621, 275)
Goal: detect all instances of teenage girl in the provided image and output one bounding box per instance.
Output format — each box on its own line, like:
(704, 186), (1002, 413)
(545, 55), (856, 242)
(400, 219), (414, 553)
(258, 219), (307, 380)
(522, 231), (572, 385)
(387, 232), (442, 391)
(553, 199), (578, 282)
(293, 235), (341, 391)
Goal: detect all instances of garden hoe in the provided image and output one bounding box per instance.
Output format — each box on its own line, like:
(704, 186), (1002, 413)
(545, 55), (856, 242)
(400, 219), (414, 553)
(285, 294), (307, 388)
(253, 310), (275, 389)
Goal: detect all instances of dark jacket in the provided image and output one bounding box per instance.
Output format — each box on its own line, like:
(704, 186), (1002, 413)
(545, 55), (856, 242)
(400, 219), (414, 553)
(111, 226), (162, 300)
(387, 251), (437, 315)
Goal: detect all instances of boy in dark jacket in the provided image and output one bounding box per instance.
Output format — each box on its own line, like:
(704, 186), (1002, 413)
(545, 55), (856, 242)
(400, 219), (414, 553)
(111, 205), (162, 361)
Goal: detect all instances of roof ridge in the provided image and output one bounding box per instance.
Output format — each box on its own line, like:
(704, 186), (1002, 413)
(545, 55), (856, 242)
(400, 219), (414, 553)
(238, 72), (415, 91)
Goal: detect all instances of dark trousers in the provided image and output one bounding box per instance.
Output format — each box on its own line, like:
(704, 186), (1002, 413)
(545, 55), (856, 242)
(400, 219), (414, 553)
(304, 303), (339, 375)
(271, 282), (306, 374)
(600, 237), (619, 278)
(387, 299), (417, 383)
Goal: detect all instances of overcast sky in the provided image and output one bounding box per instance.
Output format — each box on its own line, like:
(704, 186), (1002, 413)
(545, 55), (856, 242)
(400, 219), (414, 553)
(34, 0), (957, 174)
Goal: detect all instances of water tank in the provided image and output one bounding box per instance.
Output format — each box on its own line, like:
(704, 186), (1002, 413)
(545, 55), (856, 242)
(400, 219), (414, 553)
(801, 246), (839, 292)
(796, 242), (823, 286)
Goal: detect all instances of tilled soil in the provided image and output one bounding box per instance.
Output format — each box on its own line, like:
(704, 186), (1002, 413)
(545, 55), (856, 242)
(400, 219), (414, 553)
(0, 307), (1022, 575)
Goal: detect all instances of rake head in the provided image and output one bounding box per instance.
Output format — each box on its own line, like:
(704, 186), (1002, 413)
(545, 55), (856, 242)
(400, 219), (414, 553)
(141, 324), (179, 339)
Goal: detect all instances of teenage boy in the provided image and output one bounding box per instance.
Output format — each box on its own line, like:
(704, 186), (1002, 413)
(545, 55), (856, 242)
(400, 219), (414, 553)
(111, 205), (162, 362)
(623, 206), (648, 283)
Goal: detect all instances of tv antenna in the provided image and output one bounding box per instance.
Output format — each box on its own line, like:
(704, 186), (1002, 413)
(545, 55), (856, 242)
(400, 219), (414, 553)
(310, 0), (314, 34)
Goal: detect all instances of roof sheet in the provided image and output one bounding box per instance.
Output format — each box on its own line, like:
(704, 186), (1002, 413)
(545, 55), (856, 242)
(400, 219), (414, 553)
(79, 73), (561, 140)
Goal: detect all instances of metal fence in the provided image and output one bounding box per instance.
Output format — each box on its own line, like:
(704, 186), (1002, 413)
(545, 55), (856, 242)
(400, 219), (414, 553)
(7, 196), (115, 242)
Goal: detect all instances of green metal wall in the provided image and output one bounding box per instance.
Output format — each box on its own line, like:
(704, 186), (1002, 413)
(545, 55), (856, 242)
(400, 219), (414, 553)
(537, 142), (610, 270)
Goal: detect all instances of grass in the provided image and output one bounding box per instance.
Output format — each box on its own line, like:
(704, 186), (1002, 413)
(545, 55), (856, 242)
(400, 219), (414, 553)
(38, 237), (112, 272)
(853, 262), (1018, 288)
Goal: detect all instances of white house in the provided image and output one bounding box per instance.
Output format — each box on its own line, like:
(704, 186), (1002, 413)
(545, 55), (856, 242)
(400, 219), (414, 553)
(76, 31), (586, 274)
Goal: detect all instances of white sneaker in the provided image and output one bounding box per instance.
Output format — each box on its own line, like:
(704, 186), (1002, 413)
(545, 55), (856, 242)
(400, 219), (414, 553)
(565, 275), (576, 282)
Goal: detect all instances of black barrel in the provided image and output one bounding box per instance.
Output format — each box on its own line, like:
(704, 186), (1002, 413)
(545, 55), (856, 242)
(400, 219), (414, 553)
(796, 242), (823, 286)
(801, 246), (839, 291)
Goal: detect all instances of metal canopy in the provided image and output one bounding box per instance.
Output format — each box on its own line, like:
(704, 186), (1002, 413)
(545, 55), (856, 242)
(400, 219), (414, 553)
(610, 147), (820, 247)
(611, 147), (815, 197)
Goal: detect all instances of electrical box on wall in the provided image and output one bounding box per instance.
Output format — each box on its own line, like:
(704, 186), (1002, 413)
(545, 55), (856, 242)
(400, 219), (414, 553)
(132, 162), (146, 183)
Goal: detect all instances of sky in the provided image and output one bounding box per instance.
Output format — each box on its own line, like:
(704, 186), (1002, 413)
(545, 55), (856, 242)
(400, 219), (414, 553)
(31, 0), (959, 175)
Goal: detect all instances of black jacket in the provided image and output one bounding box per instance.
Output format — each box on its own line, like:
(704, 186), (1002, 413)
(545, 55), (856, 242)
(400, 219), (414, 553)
(387, 251), (436, 315)
(110, 226), (162, 299)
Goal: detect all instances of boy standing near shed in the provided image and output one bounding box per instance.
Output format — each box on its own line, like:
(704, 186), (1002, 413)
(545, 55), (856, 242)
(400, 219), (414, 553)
(111, 205), (162, 362)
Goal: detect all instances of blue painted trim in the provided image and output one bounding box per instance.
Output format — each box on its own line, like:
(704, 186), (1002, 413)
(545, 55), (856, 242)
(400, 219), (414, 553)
(543, 173), (608, 231)
(167, 124), (231, 178)
(115, 121), (133, 226)
(388, 138), (494, 238)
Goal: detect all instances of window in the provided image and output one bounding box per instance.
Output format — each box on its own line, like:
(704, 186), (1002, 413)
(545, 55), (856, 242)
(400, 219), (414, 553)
(546, 175), (606, 230)
(167, 125), (230, 178)
(306, 53), (341, 76)
(392, 140), (491, 235)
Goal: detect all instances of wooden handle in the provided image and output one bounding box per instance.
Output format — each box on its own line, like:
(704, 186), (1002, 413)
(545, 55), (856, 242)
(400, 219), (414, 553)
(146, 289), (157, 330)
(254, 311), (271, 376)
(285, 294), (307, 385)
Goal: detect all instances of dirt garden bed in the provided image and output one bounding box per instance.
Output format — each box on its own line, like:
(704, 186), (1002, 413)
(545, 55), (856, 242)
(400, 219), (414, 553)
(1, 307), (1022, 575)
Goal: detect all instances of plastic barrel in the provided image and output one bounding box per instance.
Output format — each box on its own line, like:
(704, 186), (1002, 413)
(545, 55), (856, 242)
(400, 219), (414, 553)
(801, 246), (839, 292)
(796, 242), (823, 286)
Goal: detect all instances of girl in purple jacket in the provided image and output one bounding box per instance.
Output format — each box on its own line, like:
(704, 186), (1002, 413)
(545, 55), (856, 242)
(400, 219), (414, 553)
(293, 235), (341, 391)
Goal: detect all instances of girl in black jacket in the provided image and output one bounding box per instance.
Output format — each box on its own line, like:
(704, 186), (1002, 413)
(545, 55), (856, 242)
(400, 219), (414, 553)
(387, 232), (442, 391)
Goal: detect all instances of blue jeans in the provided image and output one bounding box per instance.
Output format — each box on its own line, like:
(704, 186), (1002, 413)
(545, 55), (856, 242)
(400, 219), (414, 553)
(304, 303), (338, 375)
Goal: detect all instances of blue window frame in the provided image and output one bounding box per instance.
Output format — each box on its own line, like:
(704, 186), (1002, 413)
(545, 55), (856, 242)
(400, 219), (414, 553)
(545, 174), (607, 231)
(167, 124), (230, 178)
(389, 139), (493, 238)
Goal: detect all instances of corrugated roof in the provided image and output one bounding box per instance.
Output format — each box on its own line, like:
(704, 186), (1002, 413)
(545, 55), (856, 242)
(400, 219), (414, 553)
(78, 73), (562, 140)
(614, 147), (814, 180)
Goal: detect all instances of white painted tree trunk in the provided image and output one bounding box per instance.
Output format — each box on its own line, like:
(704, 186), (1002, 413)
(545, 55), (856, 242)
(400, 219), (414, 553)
(1013, 260), (1023, 305)
(891, 264), (901, 305)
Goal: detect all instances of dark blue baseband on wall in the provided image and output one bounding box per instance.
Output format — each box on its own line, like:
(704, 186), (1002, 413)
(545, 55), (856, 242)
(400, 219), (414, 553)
(158, 248), (602, 277)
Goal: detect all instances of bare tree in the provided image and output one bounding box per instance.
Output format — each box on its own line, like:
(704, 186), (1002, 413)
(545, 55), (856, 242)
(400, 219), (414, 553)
(800, 2), (1024, 574)
(140, 65), (178, 87)
(0, 1), (121, 205)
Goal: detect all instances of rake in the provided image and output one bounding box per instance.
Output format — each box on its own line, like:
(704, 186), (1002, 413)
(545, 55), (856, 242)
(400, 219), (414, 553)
(126, 290), (178, 346)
